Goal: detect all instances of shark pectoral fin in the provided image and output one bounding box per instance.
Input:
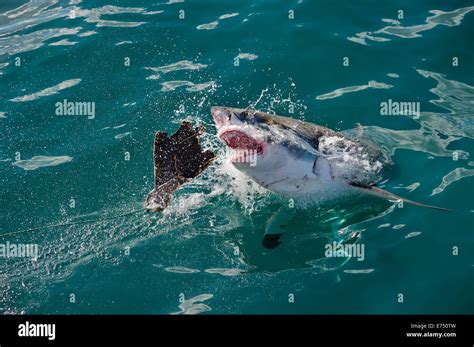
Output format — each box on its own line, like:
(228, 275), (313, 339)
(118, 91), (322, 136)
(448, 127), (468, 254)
(262, 206), (295, 249)
(350, 182), (454, 212)
(262, 234), (283, 249)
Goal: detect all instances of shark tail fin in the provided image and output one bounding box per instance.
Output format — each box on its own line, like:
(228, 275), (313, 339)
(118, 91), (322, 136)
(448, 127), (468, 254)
(350, 182), (454, 212)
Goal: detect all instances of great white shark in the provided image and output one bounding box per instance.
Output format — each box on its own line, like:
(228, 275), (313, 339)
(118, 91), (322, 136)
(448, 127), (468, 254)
(211, 106), (451, 248)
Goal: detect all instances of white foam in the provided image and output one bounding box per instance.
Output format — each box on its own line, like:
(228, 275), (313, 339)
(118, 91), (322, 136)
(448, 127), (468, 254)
(214, 152), (269, 215)
(318, 135), (384, 183)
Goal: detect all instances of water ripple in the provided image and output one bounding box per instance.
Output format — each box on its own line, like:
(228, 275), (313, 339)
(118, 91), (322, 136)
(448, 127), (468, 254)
(348, 6), (474, 45)
(431, 168), (474, 196)
(316, 81), (393, 100)
(172, 294), (213, 315)
(13, 155), (73, 170)
(10, 78), (81, 102)
(197, 12), (240, 30)
(0, 27), (82, 56)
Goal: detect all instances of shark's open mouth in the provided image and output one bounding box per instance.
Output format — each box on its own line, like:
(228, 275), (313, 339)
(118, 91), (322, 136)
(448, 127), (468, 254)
(219, 130), (264, 154)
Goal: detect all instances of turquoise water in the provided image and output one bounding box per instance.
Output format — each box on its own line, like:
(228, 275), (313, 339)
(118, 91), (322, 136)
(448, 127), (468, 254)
(1, 0), (473, 314)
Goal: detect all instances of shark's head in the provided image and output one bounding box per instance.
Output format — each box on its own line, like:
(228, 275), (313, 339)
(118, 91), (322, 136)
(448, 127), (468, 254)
(212, 106), (278, 169)
(211, 106), (321, 196)
(212, 106), (263, 156)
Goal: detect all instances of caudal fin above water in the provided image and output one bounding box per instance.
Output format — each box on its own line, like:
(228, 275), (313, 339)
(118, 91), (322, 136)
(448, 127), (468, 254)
(350, 182), (454, 212)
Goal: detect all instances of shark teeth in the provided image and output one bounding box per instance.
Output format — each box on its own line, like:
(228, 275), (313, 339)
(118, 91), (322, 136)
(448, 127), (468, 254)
(219, 129), (264, 154)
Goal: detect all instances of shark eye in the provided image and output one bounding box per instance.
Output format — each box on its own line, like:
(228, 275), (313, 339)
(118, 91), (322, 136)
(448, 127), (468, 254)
(228, 113), (232, 121)
(236, 111), (250, 121)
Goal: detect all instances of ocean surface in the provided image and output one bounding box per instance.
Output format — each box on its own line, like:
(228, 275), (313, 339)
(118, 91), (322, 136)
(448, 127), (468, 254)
(1, 0), (473, 314)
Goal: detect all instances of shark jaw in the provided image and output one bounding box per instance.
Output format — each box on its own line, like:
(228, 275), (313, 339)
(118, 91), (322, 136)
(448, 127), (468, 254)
(219, 129), (264, 154)
(218, 128), (265, 166)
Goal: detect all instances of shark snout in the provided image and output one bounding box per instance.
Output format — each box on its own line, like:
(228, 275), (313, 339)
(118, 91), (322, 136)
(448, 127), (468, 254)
(211, 106), (229, 128)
